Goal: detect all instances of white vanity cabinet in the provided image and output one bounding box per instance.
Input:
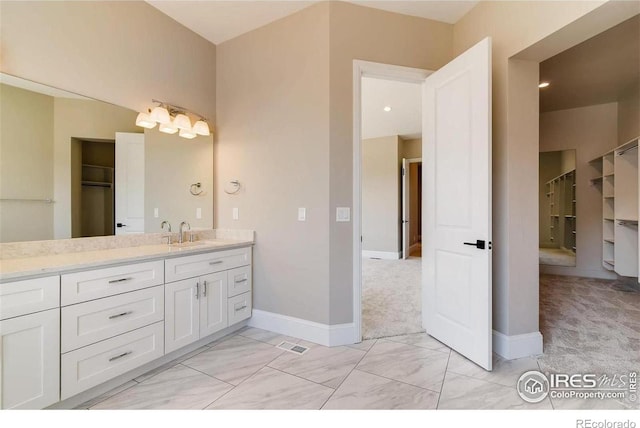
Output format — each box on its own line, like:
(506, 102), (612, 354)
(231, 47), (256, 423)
(0, 276), (60, 410)
(164, 247), (252, 354)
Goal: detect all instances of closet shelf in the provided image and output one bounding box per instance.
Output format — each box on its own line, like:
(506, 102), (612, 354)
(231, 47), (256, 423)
(82, 164), (113, 170)
(604, 239), (614, 244)
(81, 181), (112, 188)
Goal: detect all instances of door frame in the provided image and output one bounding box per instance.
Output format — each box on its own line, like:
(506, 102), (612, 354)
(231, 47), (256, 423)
(352, 60), (432, 342)
(402, 157), (422, 259)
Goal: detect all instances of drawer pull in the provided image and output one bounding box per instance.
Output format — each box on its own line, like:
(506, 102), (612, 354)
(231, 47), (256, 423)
(108, 311), (133, 320)
(108, 351), (132, 362)
(209, 260), (223, 265)
(235, 278), (248, 284)
(108, 277), (133, 284)
(235, 305), (247, 312)
(203, 280), (207, 297)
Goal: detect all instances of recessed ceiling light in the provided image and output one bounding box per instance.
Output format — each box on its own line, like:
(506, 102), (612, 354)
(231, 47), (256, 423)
(538, 82), (550, 88)
(383, 106), (392, 112)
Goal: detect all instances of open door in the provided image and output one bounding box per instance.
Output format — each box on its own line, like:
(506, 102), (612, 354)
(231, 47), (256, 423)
(402, 158), (411, 259)
(115, 132), (145, 235)
(423, 37), (492, 370)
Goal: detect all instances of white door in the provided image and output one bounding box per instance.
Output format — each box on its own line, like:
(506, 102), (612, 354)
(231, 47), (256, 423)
(0, 309), (60, 409)
(165, 279), (199, 354)
(115, 132), (145, 235)
(402, 158), (411, 259)
(199, 272), (228, 337)
(423, 37), (493, 370)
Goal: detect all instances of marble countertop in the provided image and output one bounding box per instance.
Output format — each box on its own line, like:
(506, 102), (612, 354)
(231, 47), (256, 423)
(0, 238), (254, 282)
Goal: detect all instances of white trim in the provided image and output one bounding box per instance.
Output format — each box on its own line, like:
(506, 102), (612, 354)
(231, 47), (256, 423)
(353, 60), (432, 343)
(361, 250), (401, 260)
(249, 309), (355, 347)
(492, 330), (543, 360)
(539, 264), (617, 280)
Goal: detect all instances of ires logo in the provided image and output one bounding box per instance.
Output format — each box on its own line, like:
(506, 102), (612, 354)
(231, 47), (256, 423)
(549, 374), (598, 389)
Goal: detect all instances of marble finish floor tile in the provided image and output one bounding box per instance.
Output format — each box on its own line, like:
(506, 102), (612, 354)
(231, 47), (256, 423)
(356, 339), (449, 392)
(91, 364), (233, 410)
(74, 380), (137, 409)
(438, 372), (553, 410)
(322, 369), (439, 410)
(237, 327), (301, 346)
(384, 333), (450, 353)
(134, 346), (210, 383)
(345, 339), (377, 352)
(182, 335), (284, 385)
(447, 351), (540, 388)
(268, 340), (366, 388)
(206, 367), (334, 410)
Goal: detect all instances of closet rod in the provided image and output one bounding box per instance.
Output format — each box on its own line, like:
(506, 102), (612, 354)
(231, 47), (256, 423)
(0, 198), (55, 203)
(617, 144), (638, 156)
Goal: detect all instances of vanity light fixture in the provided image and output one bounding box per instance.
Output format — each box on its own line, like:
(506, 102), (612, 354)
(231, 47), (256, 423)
(135, 99), (211, 139)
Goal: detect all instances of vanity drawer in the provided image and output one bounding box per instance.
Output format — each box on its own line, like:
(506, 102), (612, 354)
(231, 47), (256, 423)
(228, 292), (252, 325)
(0, 276), (60, 320)
(165, 247), (251, 283)
(227, 266), (252, 298)
(61, 286), (164, 353)
(61, 260), (164, 306)
(61, 321), (164, 400)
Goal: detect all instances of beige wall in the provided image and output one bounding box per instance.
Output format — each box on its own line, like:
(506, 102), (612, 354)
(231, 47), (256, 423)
(144, 128), (214, 233)
(362, 136), (400, 254)
(618, 81), (640, 144)
(401, 138), (422, 159)
(0, 1), (216, 120)
(452, 0), (627, 336)
(0, 84), (54, 242)
(53, 99), (139, 238)
(328, 2), (453, 324)
(216, 3), (332, 324)
(540, 103), (619, 279)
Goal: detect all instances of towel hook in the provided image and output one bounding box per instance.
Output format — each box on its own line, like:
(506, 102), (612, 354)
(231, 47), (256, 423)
(190, 182), (203, 196)
(224, 180), (241, 195)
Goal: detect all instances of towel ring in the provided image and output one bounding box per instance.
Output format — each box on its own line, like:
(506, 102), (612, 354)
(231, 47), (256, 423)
(224, 180), (241, 195)
(190, 183), (203, 196)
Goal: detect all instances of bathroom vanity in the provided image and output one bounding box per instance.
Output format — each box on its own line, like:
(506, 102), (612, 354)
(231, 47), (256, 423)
(0, 234), (253, 409)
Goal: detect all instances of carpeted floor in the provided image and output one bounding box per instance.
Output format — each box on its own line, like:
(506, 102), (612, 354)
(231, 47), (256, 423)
(539, 248), (576, 266)
(538, 274), (640, 380)
(361, 256), (423, 339)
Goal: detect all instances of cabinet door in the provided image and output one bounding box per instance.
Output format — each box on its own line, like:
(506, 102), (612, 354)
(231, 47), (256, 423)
(164, 279), (199, 354)
(200, 272), (228, 337)
(1, 308), (60, 409)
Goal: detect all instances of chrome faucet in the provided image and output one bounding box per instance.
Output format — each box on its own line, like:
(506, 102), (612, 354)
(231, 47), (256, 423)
(178, 221), (191, 244)
(161, 221), (172, 244)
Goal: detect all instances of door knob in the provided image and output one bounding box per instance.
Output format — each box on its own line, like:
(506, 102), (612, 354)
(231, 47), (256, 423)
(463, 240), (486, 249)
(116, 223), (127, 228)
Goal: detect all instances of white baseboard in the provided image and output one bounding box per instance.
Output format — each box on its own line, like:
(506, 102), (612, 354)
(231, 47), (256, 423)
(540, 265), (617, 280)
(362, 250), (401, 260)
(249, 309), (355, 347)
(493, 330), (543, 360)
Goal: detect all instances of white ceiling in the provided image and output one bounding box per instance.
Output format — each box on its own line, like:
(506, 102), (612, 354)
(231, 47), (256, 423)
(361, 77), (421, 140)
(147, 1), (478, 45)
(0, 73), (89, 99)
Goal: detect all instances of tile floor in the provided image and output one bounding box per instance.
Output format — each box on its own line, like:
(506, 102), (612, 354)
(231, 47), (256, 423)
(77, 275), (639, 410)
(80, 327), (552, 410)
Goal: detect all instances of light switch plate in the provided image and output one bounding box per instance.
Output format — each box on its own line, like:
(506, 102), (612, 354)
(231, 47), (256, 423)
(153, 208), (159, 218)
(336, 207), (350, 222)
(196, 207), (202, 219)
(298, 208), (306, 221)
(232, 207), (239, 220)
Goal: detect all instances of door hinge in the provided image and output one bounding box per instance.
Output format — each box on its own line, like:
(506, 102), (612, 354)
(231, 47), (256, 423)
(402, 167), (405, 176)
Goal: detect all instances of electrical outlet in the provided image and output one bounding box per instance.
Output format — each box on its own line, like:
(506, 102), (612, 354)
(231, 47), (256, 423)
(298, 208), (306, 221)
(153, 208), (159, 218)
(232, 207), (239, 220)
(196, 207), (202, 219)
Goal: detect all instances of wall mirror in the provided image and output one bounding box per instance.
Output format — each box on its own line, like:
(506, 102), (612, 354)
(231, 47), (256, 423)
(0, 74), (213, 243)
(539, 149), (577, 267)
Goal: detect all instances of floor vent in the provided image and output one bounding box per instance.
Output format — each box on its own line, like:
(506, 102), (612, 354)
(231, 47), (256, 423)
(277, 341), (309, 355)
